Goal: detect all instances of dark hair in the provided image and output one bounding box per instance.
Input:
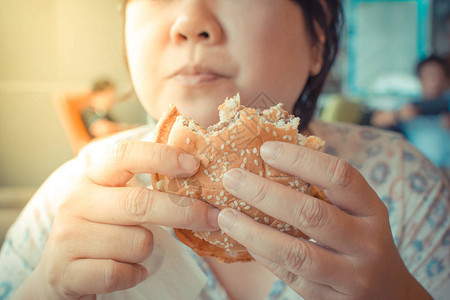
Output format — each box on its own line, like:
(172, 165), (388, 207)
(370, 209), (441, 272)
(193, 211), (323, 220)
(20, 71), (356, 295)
(416, 55), (449, 78)
(122, 0), (343, 130)
(292, 0), (344, 131)
(92, 79), (115, 93)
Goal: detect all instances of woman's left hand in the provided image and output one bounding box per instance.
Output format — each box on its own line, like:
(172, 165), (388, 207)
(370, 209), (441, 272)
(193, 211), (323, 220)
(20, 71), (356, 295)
(218, 141), (431, 299)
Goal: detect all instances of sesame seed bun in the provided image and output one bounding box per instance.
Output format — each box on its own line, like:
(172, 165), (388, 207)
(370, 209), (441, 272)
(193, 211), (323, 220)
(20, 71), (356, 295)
(152, 94), (328, 263)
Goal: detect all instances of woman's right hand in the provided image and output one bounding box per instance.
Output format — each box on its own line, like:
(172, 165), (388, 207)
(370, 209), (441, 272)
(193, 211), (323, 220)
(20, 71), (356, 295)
(27, 141), (221, 299)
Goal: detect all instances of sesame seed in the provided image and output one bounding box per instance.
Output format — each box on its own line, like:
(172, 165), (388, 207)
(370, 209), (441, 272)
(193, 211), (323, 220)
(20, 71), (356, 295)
(237, 207), (241, 211)
(225, 161), (230, 165)
(259, 171), (263, 176)
(216, 196), (220, 200)
(224, 152), (229, 156)
(253, 148), (258, 154)
(220, 191), (224, 197)
(277, 224), (283, 228)
(244, 205), (251, 210)
(295, 180), (299, 186)
(241, 150), (245, 156)
(234, 200), (238, 207)
(283, 135), (288, 140)
(185, 191), (189, 195)
(210, 157), (214, 162)
(240, 201), (246, 206)
(186, 138), (190, 144)
(226, 140), (230, 145)
(248, 115), (253, 120)
(207, 195), (213, 200)
(265, 127), (270, 132)
(211, 165), (217, 170)
(221, 144), (225, 150)
(223, 166), (227, 172)
(215, 201), (220, 205)
(240, 163), (245, 169)
(288, 135), (293, 141)
(246, 149), (251, 154)
(241, 111), (248, 115)
(273, 131), (278, 137)
(202, 153), (207, 156)
(254, 160), (259, 166)
(218, 159), (222, 163)
(264, 217), (269, 223)
(232, 148), (238, 152)
(243, 157), (248, 163)
(224, 237), (228, 242)
(280, 229), (285, 232)
(237, 121), (242, 125)
(232, 142), (236, 148)
(267, 170), (272, 176)
(224, 196), (228, 201)
(289, 181), (294, 187)
(206, 139), (211, 145)
(231, 135), (236, 140)
(254, 217), (260, 221)
(215, 178), (220, 182)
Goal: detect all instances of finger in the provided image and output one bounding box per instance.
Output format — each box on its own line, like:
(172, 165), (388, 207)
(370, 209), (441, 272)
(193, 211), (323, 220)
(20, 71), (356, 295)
(64, 259), (148, 296)
(79, 295), (96, 300)
(248, 251), (339, 300)
(70, 183), (220, 231)
(223, 169), (364, 253)
(218, 208), (352, 288)
(65, 222), (153, 264)
(84, 141), (200, 186)
(260, 141), (382, 216)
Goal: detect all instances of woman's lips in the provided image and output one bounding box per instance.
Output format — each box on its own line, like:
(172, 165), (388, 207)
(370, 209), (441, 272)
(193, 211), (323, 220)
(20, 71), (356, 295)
(172, 73), (224, 86)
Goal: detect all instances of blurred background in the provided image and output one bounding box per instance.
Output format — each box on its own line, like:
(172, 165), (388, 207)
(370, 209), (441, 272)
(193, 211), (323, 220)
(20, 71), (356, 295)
(0, 0), (449, 245)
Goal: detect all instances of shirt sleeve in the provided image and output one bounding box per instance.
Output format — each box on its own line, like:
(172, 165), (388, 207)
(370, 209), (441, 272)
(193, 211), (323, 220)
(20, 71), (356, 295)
(0, 158), (84, 300)
(395, 141), (450, 299)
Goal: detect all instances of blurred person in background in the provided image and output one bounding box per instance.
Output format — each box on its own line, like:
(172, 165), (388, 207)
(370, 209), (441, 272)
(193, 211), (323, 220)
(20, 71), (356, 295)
(371, 55), (450, 172)
(82, 79), (137, 138)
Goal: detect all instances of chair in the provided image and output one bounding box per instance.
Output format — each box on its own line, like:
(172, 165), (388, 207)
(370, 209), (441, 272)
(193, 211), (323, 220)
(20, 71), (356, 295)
(52, 91), (93, 156)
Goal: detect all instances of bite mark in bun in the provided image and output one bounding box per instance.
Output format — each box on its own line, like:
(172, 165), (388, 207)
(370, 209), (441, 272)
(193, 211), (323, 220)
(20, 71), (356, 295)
(152, 94), (328, 263)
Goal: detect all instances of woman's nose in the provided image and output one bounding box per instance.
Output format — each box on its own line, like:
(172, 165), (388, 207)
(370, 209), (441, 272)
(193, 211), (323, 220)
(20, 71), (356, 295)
(170, 3), (222, 45)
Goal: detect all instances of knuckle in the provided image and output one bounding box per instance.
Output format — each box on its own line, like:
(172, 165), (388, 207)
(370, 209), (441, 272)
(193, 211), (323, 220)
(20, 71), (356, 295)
(283, 271), (300, 285)
(293, 198), (327, 230)
(291, 148), (307, 169)
(111, 141), (134, 162)
(132, 228), (154, 261)
(252, 182), (272, 206)
(281, 239), (308, 273)
(104, 261), (122, 293)
(327, 158), (353, 188)
(151, 143), (167, 165)
(122, 188), (154, 221)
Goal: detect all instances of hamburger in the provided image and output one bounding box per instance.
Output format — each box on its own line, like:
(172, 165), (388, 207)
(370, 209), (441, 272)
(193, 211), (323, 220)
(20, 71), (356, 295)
(151, 93), (327, 263)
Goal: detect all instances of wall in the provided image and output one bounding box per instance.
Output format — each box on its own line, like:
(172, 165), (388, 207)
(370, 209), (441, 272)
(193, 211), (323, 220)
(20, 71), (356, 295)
(0, 0), (147, 187)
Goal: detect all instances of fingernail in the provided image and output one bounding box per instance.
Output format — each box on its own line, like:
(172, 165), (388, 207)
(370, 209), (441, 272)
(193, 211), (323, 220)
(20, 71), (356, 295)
(138, 266), (148, 283)
(218, 209), (237, 232)
(207, 208), (220, 229)
(179, 154), (200, 173)
(260, 142), (281, 161)
(224, 169), (244, 191)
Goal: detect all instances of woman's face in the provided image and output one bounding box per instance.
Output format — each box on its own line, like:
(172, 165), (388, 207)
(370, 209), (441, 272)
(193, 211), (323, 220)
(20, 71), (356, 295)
(125, 0), (321, 126)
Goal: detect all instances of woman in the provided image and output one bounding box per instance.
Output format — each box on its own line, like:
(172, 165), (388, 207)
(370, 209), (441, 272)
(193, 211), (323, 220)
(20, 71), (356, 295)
(1, 0), (448, 299)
